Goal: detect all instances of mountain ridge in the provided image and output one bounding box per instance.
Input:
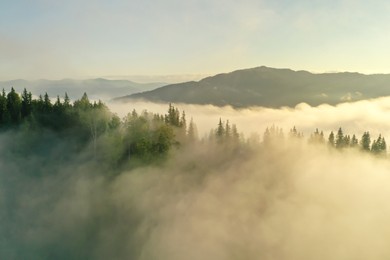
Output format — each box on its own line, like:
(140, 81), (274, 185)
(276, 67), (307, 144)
(116, 66), (390, 108)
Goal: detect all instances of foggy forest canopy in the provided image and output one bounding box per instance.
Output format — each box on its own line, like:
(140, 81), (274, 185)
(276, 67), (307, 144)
(2, 88), (390, 259)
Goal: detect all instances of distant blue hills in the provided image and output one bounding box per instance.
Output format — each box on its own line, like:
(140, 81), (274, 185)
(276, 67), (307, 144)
(0, 78), (165, 101)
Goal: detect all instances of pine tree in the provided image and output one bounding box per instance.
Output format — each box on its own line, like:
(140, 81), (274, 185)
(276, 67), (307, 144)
(335, 127), (345, 148)
(187, 117), (198, 142)
(0, 89), (8, 125)
(216, 118), (224, 139)
(381, 137), (387, 154)
(6, 87), (21, 124)
(371, 135), (387, 155)
(165, 103), (181, 127)
(328, 131), (335, 147)
(43, 92), (52, 113)
(63, 92), (71, 108)
(350, 134), (359, 148)
(231, 124), (240, 144)
(343, 135), (351, 147)
(53, 95), (63, 114)
(21, 88), (32, 118)
(225, 120), (231, 139)
(360, 132), (371, 151)
(180, 110), (186, 128)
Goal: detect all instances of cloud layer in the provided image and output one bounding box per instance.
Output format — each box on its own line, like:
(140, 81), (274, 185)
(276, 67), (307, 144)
(109, 96), (390, 140)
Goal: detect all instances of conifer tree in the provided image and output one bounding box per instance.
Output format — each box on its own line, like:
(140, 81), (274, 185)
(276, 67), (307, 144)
(6, 87), (21, 124)
(381, 137), (387, 154)
(225, 120), (231, 139)
(231, 124), (240, 144)
(165, 103), (181, 127)
(216, 118), (225, 139)
(0, 89), (8, 124)
(343, 135), (351, 147)
(360, 132), (371, 151)
(371, 135), (387, 155)
(43, 92), (52, 113)
(328, 131), (335, 146)
(180, 110), (186, 128)
(21, 88), (32, 118)
(187, 117), (198, 142)
(74, 92), (91, 110)
(53, 95), (63, 114)
(335, 127), (345, 148)
(351, 134), (359, 147)
(63, 92), (71, 108)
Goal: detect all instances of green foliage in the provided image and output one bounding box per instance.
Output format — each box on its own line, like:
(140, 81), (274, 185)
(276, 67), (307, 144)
(6, 87), (21, 124)
(351, 134), (359, 147)
(187, 117), (198, 143)
(328, 131), (335, 147)
(0, 89), (184, 169)
(0, 89), (8, 124)
(371, 134), (387, 155)
(21, 88), (32, 118)
(2, 87), (388, 171)
(360, 132), (371, 151)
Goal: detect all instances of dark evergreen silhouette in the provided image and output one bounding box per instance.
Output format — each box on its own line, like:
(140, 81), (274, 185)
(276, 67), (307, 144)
(361, 132), (371, 151)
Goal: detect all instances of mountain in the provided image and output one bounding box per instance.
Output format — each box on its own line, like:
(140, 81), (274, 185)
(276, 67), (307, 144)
(0, 78), (164, 101)
(116, 66), (390, 108)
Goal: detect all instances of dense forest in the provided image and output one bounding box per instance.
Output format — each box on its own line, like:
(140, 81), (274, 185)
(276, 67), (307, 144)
(1, 88), (389, 260)
(0, 87), (387, 173)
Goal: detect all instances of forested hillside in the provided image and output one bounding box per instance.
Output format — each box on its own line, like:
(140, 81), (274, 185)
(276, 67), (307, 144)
(119, 66), (390, 108)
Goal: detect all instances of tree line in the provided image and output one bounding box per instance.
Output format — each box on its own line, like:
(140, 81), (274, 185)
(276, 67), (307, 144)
(1, 87), (388, 174)
(261, 125), (387, 155)
(0, 88), (203, 170)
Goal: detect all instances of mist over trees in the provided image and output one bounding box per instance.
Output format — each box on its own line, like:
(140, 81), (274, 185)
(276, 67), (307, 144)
(1, 88), (390, 259)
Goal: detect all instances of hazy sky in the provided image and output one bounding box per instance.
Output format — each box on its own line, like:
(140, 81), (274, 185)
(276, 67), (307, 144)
(2, 0), (390, 81)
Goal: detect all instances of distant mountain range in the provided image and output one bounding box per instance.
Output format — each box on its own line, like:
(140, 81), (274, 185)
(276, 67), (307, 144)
(116, 66), (390, 108)
(0, 78), (164, 101)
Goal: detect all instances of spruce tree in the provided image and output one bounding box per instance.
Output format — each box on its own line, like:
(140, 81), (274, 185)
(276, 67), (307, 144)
(187, 117), (198, 142)
(231, 124), (240, 144)
(0, 89), (7, 125)
(225, 120), (231, 139)
(335, 127), (344, 148)
(63, 92), (71, 108)
(360, 132), (371, 151)
(6, 87), (21, 124)
(216, 118), (224, 139)
(21, 88), (32, 118)
(351, 134), (359, 148)
(328, 131), (335, 147)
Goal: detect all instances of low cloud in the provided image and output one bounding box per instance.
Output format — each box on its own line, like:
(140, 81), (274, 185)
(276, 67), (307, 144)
(109, 96), (390, 139)
(2, 98), (390, 259)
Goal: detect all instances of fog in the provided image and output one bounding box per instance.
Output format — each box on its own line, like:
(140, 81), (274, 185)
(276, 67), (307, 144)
(109, 96), (390, 139)
(2, 99), (390, 259)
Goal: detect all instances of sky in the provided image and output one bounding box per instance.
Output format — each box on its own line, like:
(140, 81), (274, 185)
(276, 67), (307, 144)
(2, 0), (390, 81)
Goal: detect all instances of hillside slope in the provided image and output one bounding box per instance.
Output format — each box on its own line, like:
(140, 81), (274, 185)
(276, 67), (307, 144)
(117, 66), (390, 107)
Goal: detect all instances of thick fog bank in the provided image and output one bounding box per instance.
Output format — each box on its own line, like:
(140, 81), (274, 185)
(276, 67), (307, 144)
(1, 133), (390, 259)
(109, 96), (390, 138)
